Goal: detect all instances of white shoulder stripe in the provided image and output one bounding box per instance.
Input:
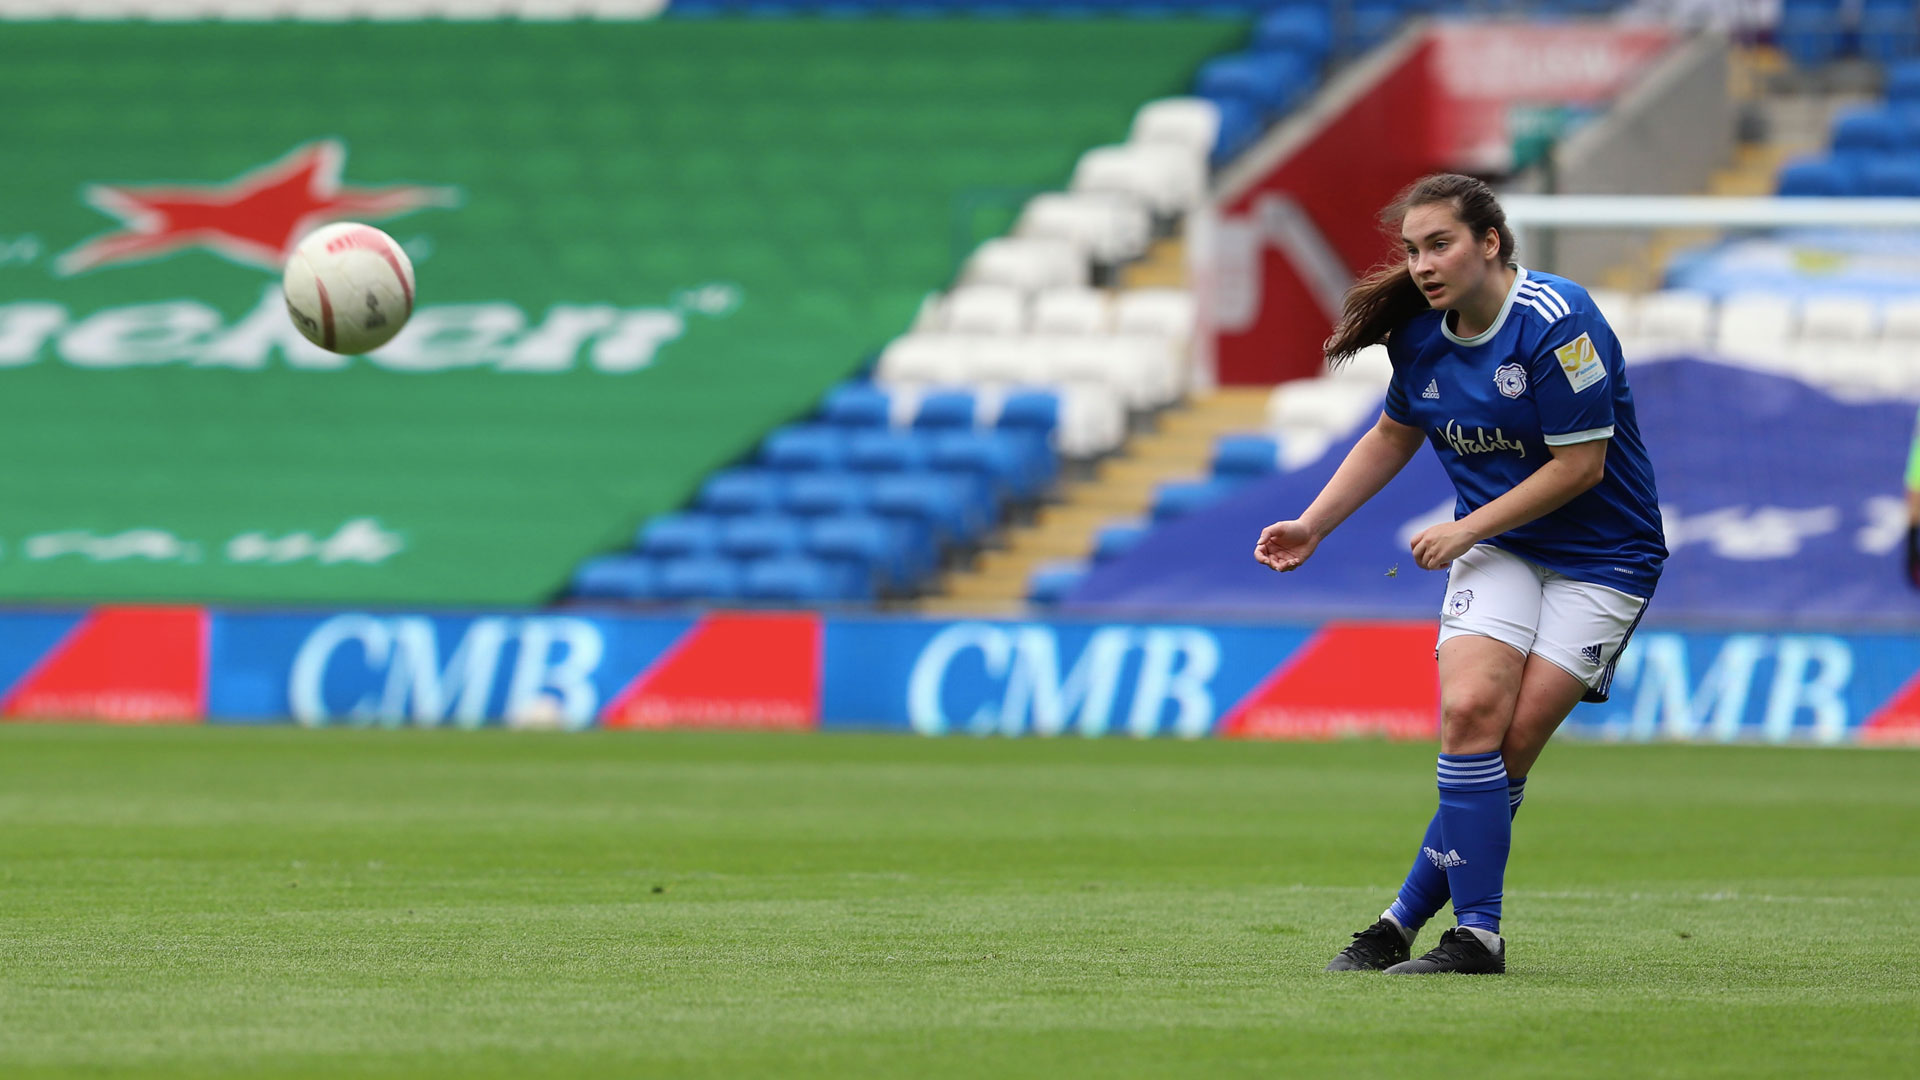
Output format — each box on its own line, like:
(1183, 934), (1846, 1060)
(1518, 282), (1570, 320)
(1515, 296), (1562, 324)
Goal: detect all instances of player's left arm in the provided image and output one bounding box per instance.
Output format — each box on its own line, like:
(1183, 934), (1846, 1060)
(1410, 310), (1616, 571)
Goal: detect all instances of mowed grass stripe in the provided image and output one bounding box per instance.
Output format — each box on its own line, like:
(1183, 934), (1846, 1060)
(0, 727), (1913, 1079)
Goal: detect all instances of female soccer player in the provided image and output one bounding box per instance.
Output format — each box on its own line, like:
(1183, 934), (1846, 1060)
(1254, 173), (1666, 974)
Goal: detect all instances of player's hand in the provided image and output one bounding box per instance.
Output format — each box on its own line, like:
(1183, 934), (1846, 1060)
(1410, 521), (1478, 571)
(1255, 519), (1319, 572)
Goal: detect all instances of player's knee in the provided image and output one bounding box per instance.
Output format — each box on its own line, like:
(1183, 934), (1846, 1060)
(1440, 689), (1510, 751)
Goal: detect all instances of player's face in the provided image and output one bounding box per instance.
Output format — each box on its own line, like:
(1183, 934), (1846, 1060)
(1401, 203), (1496, 311)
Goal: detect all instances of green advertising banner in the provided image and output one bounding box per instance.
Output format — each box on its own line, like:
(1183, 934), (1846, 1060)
(0, 19), (1240, 606)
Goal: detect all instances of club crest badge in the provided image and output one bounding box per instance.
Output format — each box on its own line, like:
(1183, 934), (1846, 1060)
(1447, 589), (1474, 616)
(1494, 363), (1528, 399)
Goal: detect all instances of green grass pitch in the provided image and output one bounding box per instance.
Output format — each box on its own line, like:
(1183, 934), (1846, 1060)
(0, 727), (1914, 1078)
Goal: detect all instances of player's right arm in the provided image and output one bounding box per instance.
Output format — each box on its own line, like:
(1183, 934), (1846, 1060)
(1255, 411), (1425, 572)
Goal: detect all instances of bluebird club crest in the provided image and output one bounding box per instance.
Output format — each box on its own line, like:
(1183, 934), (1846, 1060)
(1494, 363), (1528, 399)
(1448, 589), (1474, 616)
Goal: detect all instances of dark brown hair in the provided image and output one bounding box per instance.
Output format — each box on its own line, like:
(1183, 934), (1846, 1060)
(1323, 173), (1516, 364)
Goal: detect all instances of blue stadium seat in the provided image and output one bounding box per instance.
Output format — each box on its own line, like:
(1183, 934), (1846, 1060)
(1211, 434), (1281, 480)
(820, 382), (892, 429)
(740, 555), (852, 604)
(1862, 157), (1920, 195)
(654, 556), (742, 602)
(1889, 59), (1920, 102)
(1254, 5), (1334, 64)
(717, 512), (804, 560)
(569, 554), (657, 600)
(1861, 0), (1920, 64)
(911, 390), (977, 431)
(1092, 522), (1148, 564)
(783, 471), (873, 517)
(1207, 94), (1263, 164)
(1342, 0), (1407, 54)
(636, 513), (724, 558)
(1151, 479), (1236, 522)
(847, 429), (934, 473)
(1776, 157), (1856, 196)
(1195, 50), (1316, 116)
(1832, 107), (1903, 156)
(1026, 561), (1088, 607)
(1778, 0), (1848, 68)
(930, 430), (1031, 501)
(806, 513), (915, 592)
(762, 424), (849, 472)
(697, 469), (786, 516)
(868, 473), (985, 546)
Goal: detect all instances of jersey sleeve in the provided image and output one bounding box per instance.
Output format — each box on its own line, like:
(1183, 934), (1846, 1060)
(1382, 336), (1412, 425)
(1528, 308), (1617, 446)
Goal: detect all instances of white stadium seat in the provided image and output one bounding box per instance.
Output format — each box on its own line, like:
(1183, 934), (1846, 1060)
(1113, 288), (1196, 341)
(1070, 145), (1206, 218)
(939, 285), (1027, 335)
(1031, 288), (1113, 335)
(875, 334), (976, 385)
(1266, 377), (1385, 435)
(970, 336), (1048, 387)
(1584, 288), (1636, 338)
(1624, 290), (1712, 359)
(1797, 296), (1879, 342)
(1712, 293), (1796, 370)
(1327, 343), (1393, 388)
(1015, 193), (1151, 265)
(1879, 298), (1920, 341)
(962, 237), (1087, 291)
(1128, 97), (1221, 158)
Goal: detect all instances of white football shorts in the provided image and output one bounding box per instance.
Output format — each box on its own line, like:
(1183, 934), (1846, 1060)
(1435, 543), (1649, 703)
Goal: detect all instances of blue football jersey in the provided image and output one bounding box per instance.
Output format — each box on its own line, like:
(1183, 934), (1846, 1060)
(1383, 267), (1666, 597)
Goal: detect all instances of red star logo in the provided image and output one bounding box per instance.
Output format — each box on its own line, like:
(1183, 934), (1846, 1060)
(56, 139), (459, 276)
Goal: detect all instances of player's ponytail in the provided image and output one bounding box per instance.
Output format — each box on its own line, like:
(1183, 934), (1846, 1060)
(1324, 173), (1516, 365)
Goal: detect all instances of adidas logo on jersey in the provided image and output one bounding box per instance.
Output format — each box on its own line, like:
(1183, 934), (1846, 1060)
(1421, 379), (1440, 400)
(1424, 845), (1467, 869)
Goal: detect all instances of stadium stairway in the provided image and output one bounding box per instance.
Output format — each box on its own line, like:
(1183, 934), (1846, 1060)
(919, 386), (1269, 615)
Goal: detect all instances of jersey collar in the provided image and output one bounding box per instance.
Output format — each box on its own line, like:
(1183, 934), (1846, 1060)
(1440, 265), (1527, 348)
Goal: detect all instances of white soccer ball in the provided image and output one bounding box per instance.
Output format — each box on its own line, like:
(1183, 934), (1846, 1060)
(282, 222), (415, 355)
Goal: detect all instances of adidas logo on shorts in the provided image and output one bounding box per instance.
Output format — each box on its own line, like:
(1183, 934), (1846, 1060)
(1581, 644), (1604, 665)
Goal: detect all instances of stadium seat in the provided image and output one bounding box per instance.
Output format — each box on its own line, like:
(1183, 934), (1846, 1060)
(762, 424), (850, 472)
(1151, 478), (1236, 522)
(1327, 342), (1393, 387)
(636, 513), (724, 558)
(1585, 289), (1637, 336)
(1015, 192), (1152, 266)
(1092, 521), (1149, 564)
(1193, 51), (1315, 118)
(962, 237), (1087, 291)
(1212, 434), (1281, 480)
(930, 429), (1033, 501)
(717, 512), (804, 560)
(1628, 290), (1714, 358)
(697, 469), (786, 516)
(1860, 157), (1920, 196)
(911, 390), (977, 431)
(1832, 107), (1903, 157)
(1888, 58), (1920, 102)
(568, 554), (657, 600)
(847, 429), (935, 473)
(1799, 296), (1880, 340)
(868, 472), (984, 546)
(1070, 145), (1206, 221)
(1713, 293), (1797, 369)
(1880, 296), (1920, 339)
(876, 334), (977, 384)
(1266, 377), (1386, 435)
(1204, 94), (1264, 164)
(820, 382), (891, 430)
(1253, 5), (1334, 65)
(1031, 288), (1113, 335)
(740, 555), (852, 604)
(783, 471), (873, 518)
(806, 513), (917, 593)
(654, 556), (742, 602)
(1861, 0), (1920, 62)
(1113, 288), (1197, 341)
(1025, 560), (1088, 607)
(1127, 97), (1222, 158)
(940, 284), (1027, 334)
(1776, 158), (1857, 197)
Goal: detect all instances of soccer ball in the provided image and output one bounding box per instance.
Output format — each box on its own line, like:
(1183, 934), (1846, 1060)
(282, 222), (415, 355)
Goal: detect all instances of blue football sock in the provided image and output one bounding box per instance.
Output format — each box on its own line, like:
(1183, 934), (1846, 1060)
(1436, 750), (1511, 934)
(1386, 774), (1528, 932)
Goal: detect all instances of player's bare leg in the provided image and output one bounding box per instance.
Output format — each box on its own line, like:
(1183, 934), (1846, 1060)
(1501, 655), (1589, 780)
